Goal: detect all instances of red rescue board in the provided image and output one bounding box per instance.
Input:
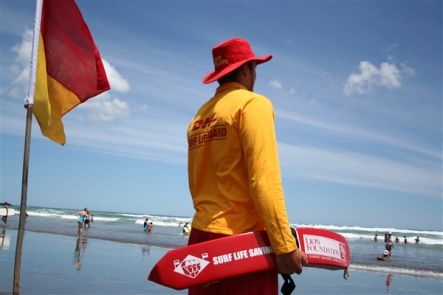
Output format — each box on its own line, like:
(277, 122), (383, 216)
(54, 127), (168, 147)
(295, 228), (350, 270)
(148, 227), (350, 290)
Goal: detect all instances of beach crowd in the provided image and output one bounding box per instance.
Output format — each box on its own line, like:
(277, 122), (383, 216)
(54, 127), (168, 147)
(374, 231), (421, 260)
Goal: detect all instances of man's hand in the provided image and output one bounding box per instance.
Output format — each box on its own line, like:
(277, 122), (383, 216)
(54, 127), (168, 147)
(275, 249), (308, 275)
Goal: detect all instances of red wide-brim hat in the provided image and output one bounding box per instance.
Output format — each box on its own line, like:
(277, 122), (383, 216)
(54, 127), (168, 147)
(202, 37), (272, 84)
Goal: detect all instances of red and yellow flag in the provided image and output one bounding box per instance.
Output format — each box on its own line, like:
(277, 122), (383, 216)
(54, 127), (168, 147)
(33, 0), (110, 145)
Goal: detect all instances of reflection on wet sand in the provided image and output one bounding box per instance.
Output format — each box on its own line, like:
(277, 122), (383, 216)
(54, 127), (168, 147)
(0, 228), (9, 249)
(385, 273), (392, 295)
(73, 236), (88, 271)
(141, 245), (151, 256)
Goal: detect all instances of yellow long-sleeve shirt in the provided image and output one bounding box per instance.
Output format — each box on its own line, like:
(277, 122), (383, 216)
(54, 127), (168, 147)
(187, 82), (296, 255)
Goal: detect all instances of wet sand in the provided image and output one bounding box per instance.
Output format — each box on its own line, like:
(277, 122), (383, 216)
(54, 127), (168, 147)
(0, 229), (441, 294)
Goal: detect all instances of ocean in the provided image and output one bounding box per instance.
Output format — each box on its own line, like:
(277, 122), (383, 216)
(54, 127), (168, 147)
(2, 205), (442, 281)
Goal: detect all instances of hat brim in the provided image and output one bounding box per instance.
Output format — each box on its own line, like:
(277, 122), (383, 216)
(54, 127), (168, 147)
(202, 54), (272, 84)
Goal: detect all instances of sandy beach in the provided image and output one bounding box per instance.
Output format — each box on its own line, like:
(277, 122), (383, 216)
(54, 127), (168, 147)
(1, 227), (442, 295)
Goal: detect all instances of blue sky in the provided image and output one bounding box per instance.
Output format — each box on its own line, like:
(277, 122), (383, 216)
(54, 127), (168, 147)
(0, 0), (441, 230)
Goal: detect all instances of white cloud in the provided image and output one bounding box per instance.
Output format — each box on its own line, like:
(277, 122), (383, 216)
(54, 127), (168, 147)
(344, 60), (414, 96)
(8, 30), (131, 99)
(269, 79), (283, 89)
(269, 79), (296, 96)
(11, 29), (33, 67)
(279, 143), (441, 198)
(79, 92), (129, 121)
(383, 43), (399, 55)
(80, 60), (130, 121)
(102, 59), (130, 93)
(64, 113), (187, 165)
(379, 62), (401, 88)
(278, 110), (441, 160)
(9, 29), (33, 98)
(399, 63), (416, 77)
(7, 29), (131, 122)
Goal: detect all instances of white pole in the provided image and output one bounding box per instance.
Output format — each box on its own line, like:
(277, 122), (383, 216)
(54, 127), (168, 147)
(25, 0), (43, 106)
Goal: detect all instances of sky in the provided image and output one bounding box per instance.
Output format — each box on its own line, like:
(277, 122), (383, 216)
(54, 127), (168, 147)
(0, 0), (441, 231)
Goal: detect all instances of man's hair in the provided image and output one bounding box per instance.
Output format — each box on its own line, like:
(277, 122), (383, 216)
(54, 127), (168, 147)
(217, 67), (241, 84)
(217, 62), (253, 85)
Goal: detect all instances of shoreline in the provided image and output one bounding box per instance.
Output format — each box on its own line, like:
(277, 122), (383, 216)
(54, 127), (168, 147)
(2, 225), (442, 281)
(1, 229), (442, 295)
(349, 264), (443, 280)
(2, 214), (443, 278)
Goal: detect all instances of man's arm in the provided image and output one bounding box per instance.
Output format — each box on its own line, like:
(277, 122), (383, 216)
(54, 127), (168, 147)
(240, 95), (295, 252)
(241, 95), (308, 273)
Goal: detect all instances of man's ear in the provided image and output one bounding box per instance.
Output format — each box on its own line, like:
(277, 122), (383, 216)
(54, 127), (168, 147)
(239, 63), (249, 77)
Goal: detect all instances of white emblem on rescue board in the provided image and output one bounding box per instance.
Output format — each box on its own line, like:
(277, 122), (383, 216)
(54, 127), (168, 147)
(173, 253), (210, 279)
(303, 235), (347, 262)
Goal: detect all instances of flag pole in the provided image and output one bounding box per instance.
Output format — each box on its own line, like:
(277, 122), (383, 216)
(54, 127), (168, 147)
(13, 105), (33, 295)
(13, 0), (43, 294)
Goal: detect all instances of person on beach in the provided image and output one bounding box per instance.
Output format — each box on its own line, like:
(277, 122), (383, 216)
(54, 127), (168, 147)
(77, 208), (87, 236)
(380, 249), (390, 259)
(1, 202), (10, 224)
(415, 236), (420, 244)
(84, 216), (90, 228)
(144, 218), (149, 232)
(404, 236), (408, 244)
(373, 233), (378, 242)
(178, 221), (191, 235)
(84, 209), (91, 228)
(147, 222), (153, 233)
(385, 232), (394, 257)
(182, 222), (190, 235)
(186, 37), (308, 295)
